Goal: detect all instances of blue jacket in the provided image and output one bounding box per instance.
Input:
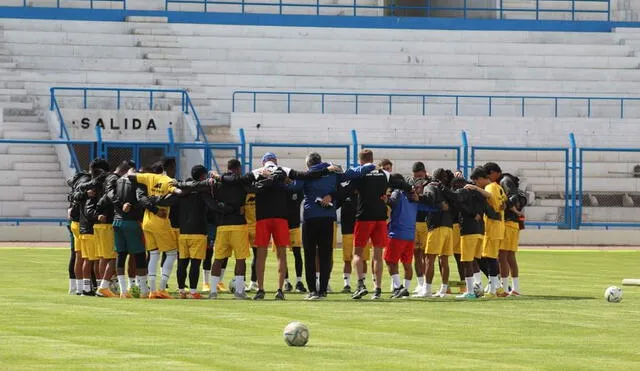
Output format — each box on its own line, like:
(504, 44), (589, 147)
(290, 163), (375, 221)
(388, 189), (436, 241)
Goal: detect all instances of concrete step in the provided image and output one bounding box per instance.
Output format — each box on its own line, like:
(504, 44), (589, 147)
(0, 101), (32, 109)
(144, 53), (190, 60)
(125, 16), (169, 23)
(29, 208), (68, 218)
(150, 66), (194, 74)
(2, 115), (41, 123)
(0, 62), (17, 69)
(24, 193), (67, 202)
(1, 131), (50, 140)
(20, 178), (66, 187)
(0, 145), (55, 156)
(136, 41), (180, 48)
(13, 162), (61, 171)
(1, 122), (47, 132)
(0, 170), (63, 180)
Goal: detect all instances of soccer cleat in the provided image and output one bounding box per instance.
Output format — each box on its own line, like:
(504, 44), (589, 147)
(456, 292), (477, 300)
(188, 292), (203, 300)
(156, 290), (173, 299)
(392, 287), (409, 299)
(305, 291), (320, 300)
(81, 290), (96, 297)
(246, 281), (259, 292)
(120, 292), (132, 299)
(435, 290), (448, 298)
(217, 282), (228, 293)
(208, 292), (218, 300)
(484, 293), (497, 299)
(283, 281), (293, 292)
(178, 291), (188, 299)
(496, 288), (509, 298)
(234, 291), (250, 300)
(148, 291), (160, 299)
(253, 289), (265, 300)
(68, 288), (78, 295)
(295, 281), (307, 293)
(509, 290), (521, 297)
(371, 288), (382, 300)
(412, 285), (422, 294)
(389, 287), (400, 299)
(97, 288), (117, 298)
(414, 289), (433, 298)
(351, 286), (369, 300)
(342, 285), (352, 293)
(129, 285), (141, 298)
(275, 289), (286, 300)
(326, 284), (333, 293)
(202, 283), (211, 292)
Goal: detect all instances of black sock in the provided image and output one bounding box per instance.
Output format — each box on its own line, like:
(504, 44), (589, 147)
(250, 247), (257, 282)
(189, 259), (201, 290)
(177, 259), (189, 290)
(292, 247), (303, 279)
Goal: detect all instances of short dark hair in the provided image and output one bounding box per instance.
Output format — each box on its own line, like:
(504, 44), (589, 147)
(162, 157), (176, 170)
(191, 164), (208, 180)
(306, 152), (322, 167)
(412, 161), (426, 173)
(450, 177), (468, 190)
(432, 168), (447, 183)
(378, 158), (392, 168)
(89, 158), (110, 173)
(470, 166), (489, 180)
(149, 161), (164, 174)
(115, 160), (134, 174)
(359, 149), (373, 163)
(227, 159), (241, 171)
(483, 162), (502, 175)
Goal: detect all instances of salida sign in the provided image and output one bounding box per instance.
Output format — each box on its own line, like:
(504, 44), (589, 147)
(72, 117), (166, 131)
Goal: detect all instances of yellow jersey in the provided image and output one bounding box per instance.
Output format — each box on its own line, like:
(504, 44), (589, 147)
(484, 182), (507, 240)
(244, 193), (257, 225)
(135, 173), (176, 231)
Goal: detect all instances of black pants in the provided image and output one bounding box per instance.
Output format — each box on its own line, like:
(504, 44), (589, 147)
(68, 225), (76, 279)
(302, 218), (334, 294)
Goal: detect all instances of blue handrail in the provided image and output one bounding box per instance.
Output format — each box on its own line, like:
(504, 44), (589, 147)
(0, 218), (68, 226)
(232, 91), (640, 119)
(21, 0), (126, 9)
(165, 0), (610, 21)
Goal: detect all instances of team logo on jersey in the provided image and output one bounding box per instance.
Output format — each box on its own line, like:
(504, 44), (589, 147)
(153, 183), (163, 190)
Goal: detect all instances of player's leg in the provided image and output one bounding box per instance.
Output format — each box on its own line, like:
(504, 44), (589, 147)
(507, 251), (520, 295)
(157, 228), (179, 298)
(127, 255), (137, 291)
(67, 225), (77, 294)
(186, 236), (206, 299)
(252, 219), (270, 299)
(216, 257), (229, 292)
(98, 225), (118, 297)
(456, 235), (478, 300)
(81, 235), (97, 296)
(113, 223), (129, 298)
(483, 237), (502, 297)
(317, 218), (334, 298)
(291, 247), (306, 292)
(498, 249), (510, 292)
(342, 234), (353, 292)
(384, 238), (401, 298)
(247, 224), (258, 292)
(436, 227), (453, 297)
(144, 230), (160, 297)
(232, 227), (250, 299)
(400, 241), (414, 295)
(275, 246), (288, 299)
(203, 233), (214, 292)
(71, 222), (83, 295)
(177, 236), (190, 298)
(302, 218), (319, 297)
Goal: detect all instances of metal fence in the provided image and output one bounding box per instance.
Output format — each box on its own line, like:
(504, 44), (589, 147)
(232, 91), (640, 119)
(16, 0), (126, 9)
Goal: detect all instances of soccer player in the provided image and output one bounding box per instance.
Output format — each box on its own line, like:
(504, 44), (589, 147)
(500, 172), (526, 296)
(417, 168), (454, 298)
(283, 188), (307, 293)
(337, 181), (370, 293)
(466, 162), (508, 298)
(378, 159), (393, 172)
(67, 171), (92, 295)
(245, 192), (259, 292)
(128, 161), (181, 299)
(202, 208), (217, 292)
(350, 149), (407, 300)
(406, 161), (429, 295)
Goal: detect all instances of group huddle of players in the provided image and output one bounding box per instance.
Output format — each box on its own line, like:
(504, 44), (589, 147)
(65, 149), (527, 301)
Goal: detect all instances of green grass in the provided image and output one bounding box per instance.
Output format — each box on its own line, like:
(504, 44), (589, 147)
(0, 248), (639, 370)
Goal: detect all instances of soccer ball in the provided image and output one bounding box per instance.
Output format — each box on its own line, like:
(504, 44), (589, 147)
(283, 321), (309, 347)
(473, 282), (484, 298)
(229, 278), (236, 294)
(604, 286), (623, 303)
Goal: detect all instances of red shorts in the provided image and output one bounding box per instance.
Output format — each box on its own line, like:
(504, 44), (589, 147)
(384, 238), (414, 265)
(254, 218), (289, 247)
(354, 220), (388, 248)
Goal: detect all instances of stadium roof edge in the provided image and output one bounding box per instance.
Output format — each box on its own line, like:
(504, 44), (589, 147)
(1, 6), (640, 32)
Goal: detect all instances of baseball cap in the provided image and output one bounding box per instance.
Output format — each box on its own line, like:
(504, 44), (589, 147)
(262, 152), (277, 163)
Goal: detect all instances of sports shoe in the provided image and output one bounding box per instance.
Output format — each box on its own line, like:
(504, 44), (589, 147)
(326, 284), (333, 293)
(188, 292), (203, 299)
(509, 290), (521, 297)
(392, 287), (410, 299)
(217, 282), (228, 293)
(246, 281), (259, 292)
(202, 283), (211, 292)
(351, 286), (369, 300)
(283, 281), (293, 292)
(156, 290), (173, 299)
(412, 285), (422, 294)
(178, 291), (188, 299)
(435, 290), (448, 298)
(120, 292), (132, 299)
(234, 291), (250, 300)
(456, 292), (477, 300)
(275, 289), (286, 300)
(81, 290), (95, 297)
(319, 291), (328, 299)
(253, 289), (265, 300)
(68, 288), (78, 295)
(413, 289), (432, 298)
(295, 281), (307, 293)
(97, 288), (117, 298)
(389, 286), (400, 299)
(496, 288), (509, 298)
(305, 291), (320, 300)
(371, 288), (382, 300)
(208, 292), (218, 299)
(484, 293), (497, 299)
(129, 285), (141, 298)
(342, 285), (352, 293)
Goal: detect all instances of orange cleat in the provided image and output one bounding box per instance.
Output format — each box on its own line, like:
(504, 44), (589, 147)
(510, 291), (521, 297)
(188, 292), (202, 300)
(178, 291), (188, 299)
(496, 288), (509, 298)
(155, 290), (173, 299)
(120, 292), (132, 299)
(97, 288), (117, 298)
(148, 291), (160, 299)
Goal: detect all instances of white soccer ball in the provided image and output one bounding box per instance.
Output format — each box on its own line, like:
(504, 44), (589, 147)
(473, 282), (484, 298)
(283, 321), (309, 347)
(604, 286), (623, 303)
(229, 277), (236, 294)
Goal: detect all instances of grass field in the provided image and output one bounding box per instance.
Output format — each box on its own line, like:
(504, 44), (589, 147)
(0, 248), (639, 370)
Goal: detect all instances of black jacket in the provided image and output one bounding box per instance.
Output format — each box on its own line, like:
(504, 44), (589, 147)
(501, 174), (526, 223)
(453, 188), (486, 236)
(286, 190), (304, 229)
(67, 172), (91, 222)
(420, 181), (454, 230)
(159, 184), (231, 235)
(209, 173), (248, 226)
(112, 176), (144, 221)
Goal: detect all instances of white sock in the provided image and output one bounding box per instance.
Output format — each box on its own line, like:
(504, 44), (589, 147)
(210, 276), (220, 293)
(69, 279), (77, 291)
(404, 279), (411, 290)
(425, 283), (432, 294)
(76, 279), (83, 292)
(148, 250), (160, 292)
(501, 277), (509, 291)
(220, 269), (226, 282)
(235, 276), (245, 294)
(117, 275), (127, 294)
(83, 279), (92, 292)
(128, 277), (135, 290)
(473, 272), (482, 284)
(137, 275), (148, 296)
(465, 277), (474, 294)
(99, 279), (110, 290)
(296, 276), (302, 284)
(489, 276), (499, 294)
(316, 272), (320, 280)
(344, 274), (351, 287)
(512, 277), (520, 292)
(417, 276), (424, 288)
(391, 274), (401, 289)
(440, 284), (448, 294)
(203, 270), (211, 286)
(190, 288), (197, 294)
(160, 251), (178, 290)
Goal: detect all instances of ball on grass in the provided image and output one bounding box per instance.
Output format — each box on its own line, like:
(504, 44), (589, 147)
(283, 321), (309, 347)
(604, 286), (623, 303)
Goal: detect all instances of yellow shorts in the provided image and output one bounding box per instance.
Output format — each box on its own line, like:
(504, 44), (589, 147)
(452, 223), (461, 255)
(415, 222), (427, 250)
(143, 228), (178, 252)
(80, 234), (97, 261)
(460, 234), (483, 262)
(482, 237), (502, 259)
(342, 234), (371, 261)
(248, 224), (256, 248)
(179, 234), (207, 260)
(215, 225), (251, 260)
(502, 223), (520, 252)
(426, 227), (453, 256)
(70, 221), (81, 253)
(94, 224), (116, 259)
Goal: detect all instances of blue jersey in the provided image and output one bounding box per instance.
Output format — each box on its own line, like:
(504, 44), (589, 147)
(388, 190), (434, 241)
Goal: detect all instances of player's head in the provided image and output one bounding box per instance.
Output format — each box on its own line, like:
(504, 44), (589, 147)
(89, 158), (109, 177)
(227, 159), (242, 175)
(115, 160), (134, 176)
(262, 152), (277, 165)
(443, 169), (454, 188)
(305, 152), (322, 169)
(378, 158), (393, 172)
(389, 173), (409, 191)
(412, 161), (427, 179)
(470, 166), (490, 188)
(149, 161), (164, 174)
(358, 149), (373, 165)
(432, 168), (447, 184)
(191, 164), (208, 181)
(450, 177), (468, 190)
(162, 157), (177, 178)
(483, 162), (502, 182)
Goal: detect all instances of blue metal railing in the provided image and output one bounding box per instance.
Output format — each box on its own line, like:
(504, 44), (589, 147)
(165, 0), (610, 21)
(21, 0), (126, 9)
(232, 91), (640, 119)
(0, 218), (68, 226)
